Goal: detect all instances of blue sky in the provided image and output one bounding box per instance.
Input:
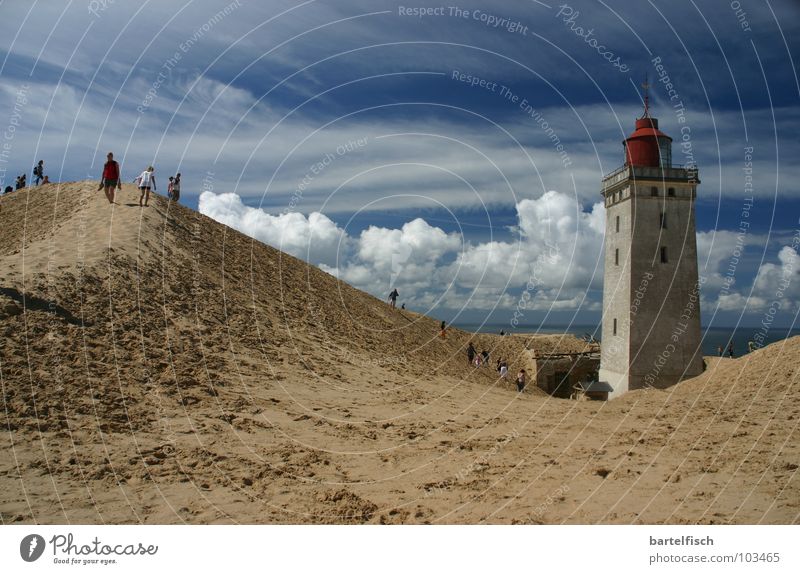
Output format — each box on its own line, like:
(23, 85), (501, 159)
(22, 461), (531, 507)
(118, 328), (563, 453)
(0, 0), (798, 328)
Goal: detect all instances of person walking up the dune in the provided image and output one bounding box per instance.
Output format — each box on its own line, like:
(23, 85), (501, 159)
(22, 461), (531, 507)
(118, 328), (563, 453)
(137, 166), (156, 207)
(439, 320), (447, 339)
(467, 342), (476, 366)
(101, 152), (121, 204)
(500, 360), (508, 381)
(388, 288), (399, 309)
(516, 369), (526, 392)
(33, 160), (44, 185)
(171, 172), (181, 202)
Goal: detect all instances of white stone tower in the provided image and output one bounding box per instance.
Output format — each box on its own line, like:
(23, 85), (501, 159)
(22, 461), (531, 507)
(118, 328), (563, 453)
(599, 95), (704, 399)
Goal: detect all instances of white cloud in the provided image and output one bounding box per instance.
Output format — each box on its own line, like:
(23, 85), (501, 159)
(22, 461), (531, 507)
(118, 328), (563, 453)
(699, 232), (799, 315)
(198, 191), (348, 266)
(200, 188), (799, 317)
(696, 229), (763, 293)
(200, 188), (606, 313)
(751, 246), (800, 312)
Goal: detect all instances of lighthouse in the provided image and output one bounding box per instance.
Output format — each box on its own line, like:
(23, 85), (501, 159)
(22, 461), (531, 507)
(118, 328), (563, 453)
(599, 90), (704, 399)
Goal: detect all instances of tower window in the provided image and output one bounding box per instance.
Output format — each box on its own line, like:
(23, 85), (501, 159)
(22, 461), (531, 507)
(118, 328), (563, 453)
(613, 318), (617, 335)
(651, 186), (659, 197)
(660, 246), (668, 263)
(668, 187), (676, 197)
(615, 248), (619, 265)
(616, 215), (620, 233)
(660, 212), (667, 228)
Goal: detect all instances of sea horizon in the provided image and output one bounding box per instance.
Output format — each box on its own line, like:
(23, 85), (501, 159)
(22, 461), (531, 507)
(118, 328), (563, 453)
(452, 321), (800, 357)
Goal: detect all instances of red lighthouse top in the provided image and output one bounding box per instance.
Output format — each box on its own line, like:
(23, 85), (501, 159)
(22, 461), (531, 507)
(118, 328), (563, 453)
(624, 81), (672, 167)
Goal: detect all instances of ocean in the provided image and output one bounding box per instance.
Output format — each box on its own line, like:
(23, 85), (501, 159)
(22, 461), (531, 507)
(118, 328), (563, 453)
(452, 322), (800, 357)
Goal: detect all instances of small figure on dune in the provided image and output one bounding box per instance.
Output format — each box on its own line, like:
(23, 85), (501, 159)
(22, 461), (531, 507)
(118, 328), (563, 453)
(440, 320), (447, 339)
(388, 288), (399, 309)
(481, 350), (489, 366)
(516, 369), (526, 392)
(748, 340), (756, 353)
(500, 360), (508, 381)
(401, 302), (405, 310)
(466, 341), (476, 366)
(101, 152), (121, 204)
(173, 173), (181, 201)
(3, 185), (12, 194)
(15, 173), (25, 190)
(137, 165), (156, 207)
(33, 160), (44, 185)
(727, 342), (734, 358)
(717, 345), (723, 357)
(500, 329), (505, 336)
(168, 172), (181, 202)
(41, 175), (50, 184)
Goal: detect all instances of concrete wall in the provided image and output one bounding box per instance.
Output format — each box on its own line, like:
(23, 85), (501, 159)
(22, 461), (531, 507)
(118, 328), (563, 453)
(628, 180), (704, 389)
(600, 184), (632, 398)
(599, 172), (703, 398)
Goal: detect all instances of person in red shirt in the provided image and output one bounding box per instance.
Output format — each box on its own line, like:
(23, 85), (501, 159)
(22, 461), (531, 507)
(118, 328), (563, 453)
(101, 152), (121, 204)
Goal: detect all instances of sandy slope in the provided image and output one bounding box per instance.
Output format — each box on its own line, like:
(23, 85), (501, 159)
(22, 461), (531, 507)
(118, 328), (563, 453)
(0, 182), (797, 524)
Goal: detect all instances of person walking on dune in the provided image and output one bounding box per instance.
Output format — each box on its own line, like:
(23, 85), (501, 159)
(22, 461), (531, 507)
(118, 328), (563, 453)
(439, 320), (447, 339)
(516, 369), (526, 392)
(33, 160), (44, 185)
(101, 152), (121, 204)
(137, 165), (156, 207)
(171, 172), (181, 202)
(466, 342), (476, 366)
(388, 288), (399, 309)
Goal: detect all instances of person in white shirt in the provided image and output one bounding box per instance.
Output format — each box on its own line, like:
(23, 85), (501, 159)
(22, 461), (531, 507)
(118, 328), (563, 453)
(137, 166), (156, 207)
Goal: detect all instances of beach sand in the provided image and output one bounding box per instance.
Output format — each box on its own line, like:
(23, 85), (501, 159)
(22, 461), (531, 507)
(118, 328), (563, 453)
(1, 182), (797, 524)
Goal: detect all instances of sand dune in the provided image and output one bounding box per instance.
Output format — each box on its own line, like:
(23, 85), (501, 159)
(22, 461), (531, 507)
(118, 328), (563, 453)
(0, 182), (797, 524)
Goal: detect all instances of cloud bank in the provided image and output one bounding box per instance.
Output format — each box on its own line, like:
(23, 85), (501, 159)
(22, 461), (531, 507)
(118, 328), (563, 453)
(201, 190), (799, 321)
